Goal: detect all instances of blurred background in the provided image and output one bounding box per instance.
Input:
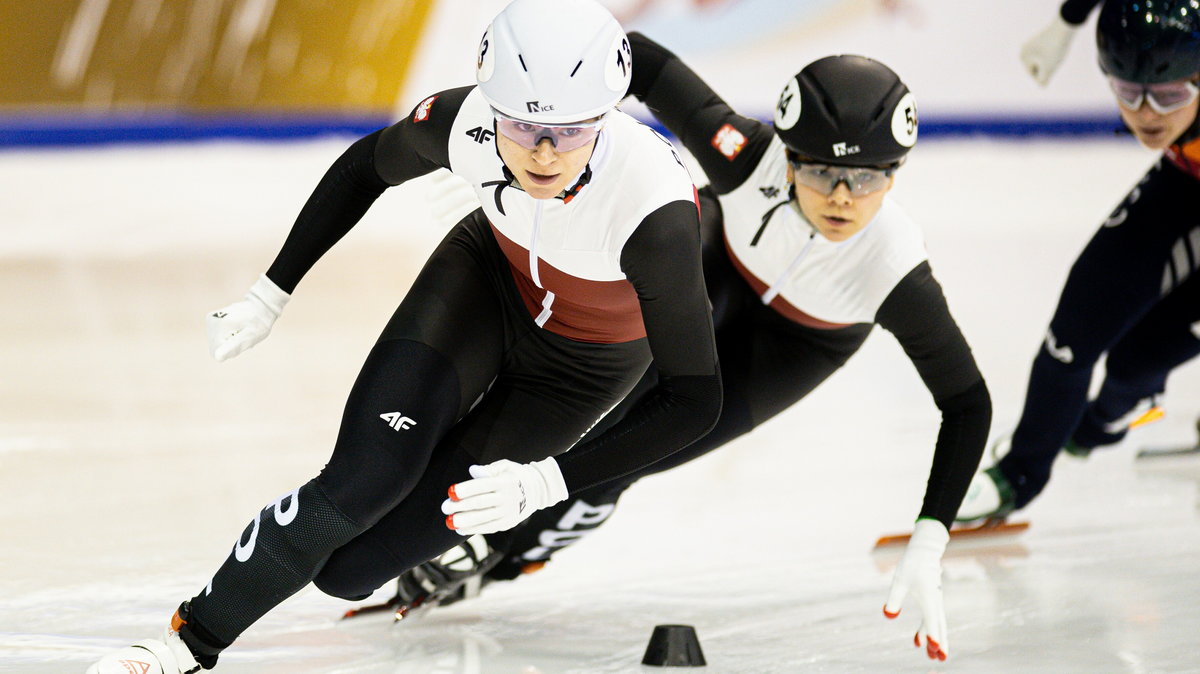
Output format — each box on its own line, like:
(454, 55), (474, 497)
(5, 3), (1200, 672)
(0, 0), (1122, 147)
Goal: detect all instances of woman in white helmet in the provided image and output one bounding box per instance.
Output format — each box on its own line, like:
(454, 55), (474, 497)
(385, 34), (991, 664)
(86, 1), (720, 672)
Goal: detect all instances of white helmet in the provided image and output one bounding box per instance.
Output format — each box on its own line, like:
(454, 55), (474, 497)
(476, 0), (632, 124)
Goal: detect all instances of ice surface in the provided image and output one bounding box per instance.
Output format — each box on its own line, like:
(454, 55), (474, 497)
(1, 136), (1198, 673)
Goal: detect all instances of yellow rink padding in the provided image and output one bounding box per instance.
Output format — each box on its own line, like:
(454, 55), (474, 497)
(0, 0), (437, 114)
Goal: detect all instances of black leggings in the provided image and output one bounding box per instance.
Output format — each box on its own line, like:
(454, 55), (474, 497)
(1000, 158), (1200, 507)
(183, 211), (650, 659)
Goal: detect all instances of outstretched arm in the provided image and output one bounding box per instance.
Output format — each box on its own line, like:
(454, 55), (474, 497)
(266, 86), (469, 292)
(627, 32), (774, 195)
(876, 261), (991, 527)
(874, 261), (991, 662)
(1019, 0), (1103, 86)
(207, 87), (469, 361)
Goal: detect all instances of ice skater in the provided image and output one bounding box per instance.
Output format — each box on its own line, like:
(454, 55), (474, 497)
(390, 33), (992, 663)
(958, 0), (1200, 520)
(85, 1), (723, 671)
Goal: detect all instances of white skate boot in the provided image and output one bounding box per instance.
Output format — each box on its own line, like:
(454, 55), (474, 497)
(85, 624), (201, 674)
(955, 466), (1016, 522)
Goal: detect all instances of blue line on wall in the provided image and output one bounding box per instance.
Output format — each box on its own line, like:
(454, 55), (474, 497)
(0, 111), (1127, 148)
(0, 114), (394, 148)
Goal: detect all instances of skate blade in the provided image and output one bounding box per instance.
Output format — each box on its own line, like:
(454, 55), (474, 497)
(342, 599), (400, 620)
(392, 596), (443, 623)
(873, 518), (1029, 548)
(1128, 406), (1165, 429)
(1136, 444), (1200, 459)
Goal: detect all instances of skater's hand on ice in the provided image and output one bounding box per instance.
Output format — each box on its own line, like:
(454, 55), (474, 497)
(883, 518), (950, 662)
(1019, 13), (1077, 86)
(206, 274), (289, 361)
(442, 458), (568, 535)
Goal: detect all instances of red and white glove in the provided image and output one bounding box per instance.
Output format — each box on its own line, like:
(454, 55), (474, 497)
(442, 457), (568, 536)
(205, 274), (290, 361)
(883, 518), (950, 662)
(1019, 13), (1078, 86)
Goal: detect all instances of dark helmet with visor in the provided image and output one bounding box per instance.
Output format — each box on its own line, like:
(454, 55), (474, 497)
(1097, 0), (1200, 84)
(773, 55), (917, 168)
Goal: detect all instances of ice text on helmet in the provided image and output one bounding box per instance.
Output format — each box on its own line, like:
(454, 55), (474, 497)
(832, 142), (861, 157)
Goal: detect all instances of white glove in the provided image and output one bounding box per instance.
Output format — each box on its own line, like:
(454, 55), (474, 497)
(426, 169), (481, 228)
(205, 274), (290, 361)
(1019, 13), (1079, 86)
(442, 457), (568, 535)
(883, 518), (950, 662)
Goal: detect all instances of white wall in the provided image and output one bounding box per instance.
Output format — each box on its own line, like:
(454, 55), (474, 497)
(399, 0), (1111, 121)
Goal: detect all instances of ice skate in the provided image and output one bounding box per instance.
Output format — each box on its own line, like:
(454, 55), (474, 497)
(987, 431), (1013, 463)
(342, 534), (505, 621)
(1068, 396), (1164, 458)
(954, 466), (1016, 523)
(85, 619), (201, 674)
(874, 467), (1024, 548)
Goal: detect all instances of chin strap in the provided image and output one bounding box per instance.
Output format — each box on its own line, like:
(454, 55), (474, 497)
(750, 183), (797, 247)
(482, 163), (594, 213)
(559, 164), (593, 203)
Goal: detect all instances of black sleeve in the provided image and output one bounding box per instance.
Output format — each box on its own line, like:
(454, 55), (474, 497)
(626, 32), (774, 195)
(875, 262), (992, 528)
(264, 87), (471, 292)
(1060, 0), (1102, 25)
(555, 200), (723, 492)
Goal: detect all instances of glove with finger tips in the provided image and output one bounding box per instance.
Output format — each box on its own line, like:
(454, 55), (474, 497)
(1019, 13), (1078, 86)
(442, 458), (568, 536)
(206, 274), (289, 361)
(883, 518), (950, 662)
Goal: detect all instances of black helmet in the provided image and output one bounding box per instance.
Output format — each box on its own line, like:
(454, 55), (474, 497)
(1097, 0), (1200, 84)
(773, 54), (917, 168)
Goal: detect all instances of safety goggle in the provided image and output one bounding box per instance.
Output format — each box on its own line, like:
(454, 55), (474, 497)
(1107, 76), (1200, 114)
(493, 110), (606, 152)
(789, 161), (895, 197)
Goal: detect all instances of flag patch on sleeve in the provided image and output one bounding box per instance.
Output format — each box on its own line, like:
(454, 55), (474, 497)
(413, 95), (439, 123)
(711, 123), (747, 161)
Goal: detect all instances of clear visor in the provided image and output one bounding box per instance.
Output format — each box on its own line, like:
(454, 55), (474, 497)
(1107, 76), (1200, 114)
(493, 110), (606, 152)
(790, 161), (894, 197)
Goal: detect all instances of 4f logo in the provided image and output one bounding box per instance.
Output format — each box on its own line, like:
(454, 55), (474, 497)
(832, 142), (860, 157)
(381, 412), (417, 430)
(526, 100), (555, 113)
(465, 126), (495, 144)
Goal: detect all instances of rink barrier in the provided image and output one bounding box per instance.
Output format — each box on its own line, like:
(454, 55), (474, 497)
(0, 112), (1127, 148)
